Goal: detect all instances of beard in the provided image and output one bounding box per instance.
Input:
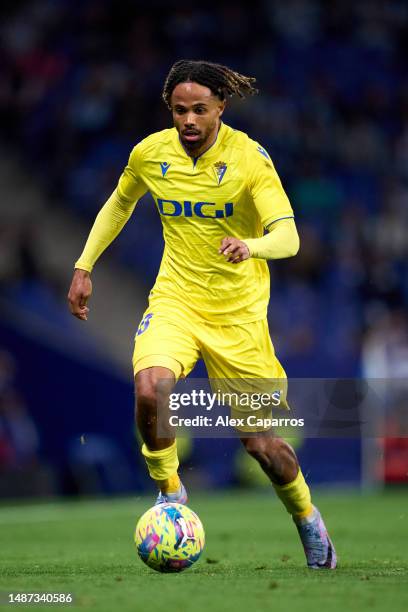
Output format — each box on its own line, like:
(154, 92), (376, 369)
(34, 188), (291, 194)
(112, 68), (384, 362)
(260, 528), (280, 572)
(178, 123), (215, 155)
(179, 131), (205, 152)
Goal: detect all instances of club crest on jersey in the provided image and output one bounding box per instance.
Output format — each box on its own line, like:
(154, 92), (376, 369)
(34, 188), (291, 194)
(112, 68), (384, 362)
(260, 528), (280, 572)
(213, 161), (227, 185)
(160, 162), (170, 177)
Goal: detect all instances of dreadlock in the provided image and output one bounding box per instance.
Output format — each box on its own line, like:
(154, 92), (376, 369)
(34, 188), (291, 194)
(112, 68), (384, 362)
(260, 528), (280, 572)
(162, 60), (258, 109)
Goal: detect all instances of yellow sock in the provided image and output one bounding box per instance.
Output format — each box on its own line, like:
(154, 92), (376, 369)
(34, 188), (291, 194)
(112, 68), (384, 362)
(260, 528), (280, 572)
(273, 469), (313, 520)
(141, 441), (180, 492)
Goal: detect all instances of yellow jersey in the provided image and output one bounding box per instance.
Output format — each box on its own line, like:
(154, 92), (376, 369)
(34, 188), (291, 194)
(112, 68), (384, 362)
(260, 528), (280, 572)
(82, 122), (294, 325)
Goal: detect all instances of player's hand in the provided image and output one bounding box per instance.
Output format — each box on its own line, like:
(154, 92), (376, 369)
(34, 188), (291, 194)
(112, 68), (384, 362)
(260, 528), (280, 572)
(219, 237), (250, 264)
(67, 269), (92, 321)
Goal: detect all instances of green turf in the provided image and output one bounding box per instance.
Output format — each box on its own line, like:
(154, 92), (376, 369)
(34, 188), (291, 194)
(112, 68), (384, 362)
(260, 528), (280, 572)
(0, 490), (407, 611)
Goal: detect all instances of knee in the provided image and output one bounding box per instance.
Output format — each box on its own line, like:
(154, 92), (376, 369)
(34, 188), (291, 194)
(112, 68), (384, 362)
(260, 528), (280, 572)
(136, 382), (158, 411)
(135, 372), (160, 414)
(135, 368), (173, 413)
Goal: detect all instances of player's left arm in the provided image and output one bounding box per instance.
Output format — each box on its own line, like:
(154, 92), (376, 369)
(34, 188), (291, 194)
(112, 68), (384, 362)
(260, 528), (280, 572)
(219, 143), (299, 264)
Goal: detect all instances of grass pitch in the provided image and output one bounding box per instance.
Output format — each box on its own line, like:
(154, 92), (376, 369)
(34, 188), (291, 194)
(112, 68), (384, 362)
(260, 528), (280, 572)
(0, 490), (407, 611)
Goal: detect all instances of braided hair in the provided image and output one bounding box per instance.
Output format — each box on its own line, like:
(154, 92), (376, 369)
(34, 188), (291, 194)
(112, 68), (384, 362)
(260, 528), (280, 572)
(162, 60), (258, 108)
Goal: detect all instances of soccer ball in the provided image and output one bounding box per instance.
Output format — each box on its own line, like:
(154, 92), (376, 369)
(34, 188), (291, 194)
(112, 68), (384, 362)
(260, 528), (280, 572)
(134, 503), (205, 573)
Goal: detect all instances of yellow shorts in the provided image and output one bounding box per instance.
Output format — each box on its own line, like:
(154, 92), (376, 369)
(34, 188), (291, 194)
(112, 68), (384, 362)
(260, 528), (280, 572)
(132, 299), (288, 427)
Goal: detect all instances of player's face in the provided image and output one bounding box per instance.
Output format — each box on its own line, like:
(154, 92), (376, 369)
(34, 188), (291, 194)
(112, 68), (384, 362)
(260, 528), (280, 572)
(170, 82), (225, 157)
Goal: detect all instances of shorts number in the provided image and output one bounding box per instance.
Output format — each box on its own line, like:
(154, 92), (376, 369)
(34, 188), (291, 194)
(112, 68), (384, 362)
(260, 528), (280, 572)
(137, 313), (153, 336)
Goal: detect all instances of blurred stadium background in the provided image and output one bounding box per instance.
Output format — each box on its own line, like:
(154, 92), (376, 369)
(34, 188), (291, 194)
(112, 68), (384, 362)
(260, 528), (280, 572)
(1, 0), (407, 501)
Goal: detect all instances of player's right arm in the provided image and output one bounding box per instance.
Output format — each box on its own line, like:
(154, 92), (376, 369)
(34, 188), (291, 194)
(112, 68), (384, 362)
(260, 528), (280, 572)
(68, 144), (147, 320)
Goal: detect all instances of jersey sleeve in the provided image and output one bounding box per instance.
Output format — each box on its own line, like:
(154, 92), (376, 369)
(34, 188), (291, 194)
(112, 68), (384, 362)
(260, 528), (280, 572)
(242, 218), (300, 260)
(116, 142), (148, 203)
(247, 142), (294, 228)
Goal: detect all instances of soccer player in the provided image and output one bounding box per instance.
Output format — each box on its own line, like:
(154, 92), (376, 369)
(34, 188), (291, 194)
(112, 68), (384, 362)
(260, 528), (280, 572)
(68, 60), (336, 569)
